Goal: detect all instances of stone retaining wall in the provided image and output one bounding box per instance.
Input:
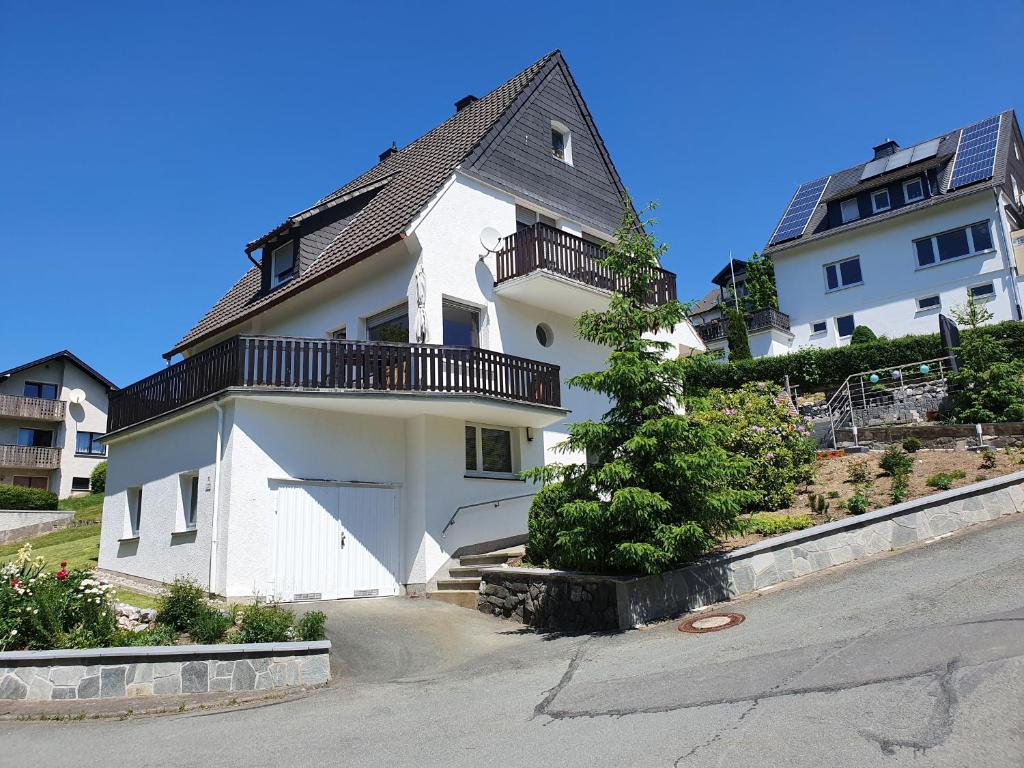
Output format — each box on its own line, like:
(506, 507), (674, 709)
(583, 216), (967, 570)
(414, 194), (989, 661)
(0, 511), (74, 546)
(0, 641), (330, 701)
(479, 471), (1024, 633)
(836, 421), (1024, 450)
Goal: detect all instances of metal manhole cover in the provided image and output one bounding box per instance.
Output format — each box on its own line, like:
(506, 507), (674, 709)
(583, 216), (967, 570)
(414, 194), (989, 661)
(678, 612), (745, 634)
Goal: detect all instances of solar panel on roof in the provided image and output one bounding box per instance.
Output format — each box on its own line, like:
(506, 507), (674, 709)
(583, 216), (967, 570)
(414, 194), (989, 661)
(769, 175), (830, 245)
(884, 146), (915, 173)
(949, 115), (1001, 189)
(910, 138), (941, 163)
(860, 158), (888, 181)
(860, 137), (943, 181)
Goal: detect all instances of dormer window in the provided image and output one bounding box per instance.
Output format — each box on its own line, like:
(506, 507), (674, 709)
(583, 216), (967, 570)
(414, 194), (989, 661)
(271, 241), (295, 287)
(551, 120), (572, 165)
(871, 189), (891, 213)
(903, 177), (925, 203)
(840, 198), (860, 223)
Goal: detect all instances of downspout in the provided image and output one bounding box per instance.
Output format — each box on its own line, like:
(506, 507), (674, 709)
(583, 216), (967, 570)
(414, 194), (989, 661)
(992, 189), (1024, 320)
(209, 401), (225, 596)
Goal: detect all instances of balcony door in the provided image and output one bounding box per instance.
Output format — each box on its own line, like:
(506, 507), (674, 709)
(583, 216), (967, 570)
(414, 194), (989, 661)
(366, 305), (409, 342)
(17, 428), (53, 447)
(442, 300), (479, 347)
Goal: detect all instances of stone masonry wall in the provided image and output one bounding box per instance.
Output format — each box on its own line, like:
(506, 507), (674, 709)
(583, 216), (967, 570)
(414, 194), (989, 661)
(480, 471), (1024, 633)
(0, 642), (330, 701)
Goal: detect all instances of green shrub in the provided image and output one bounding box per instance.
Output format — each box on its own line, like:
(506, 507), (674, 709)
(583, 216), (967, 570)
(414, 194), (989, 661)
(0, 544), (117, 651)
(851, 325), (877, 345)
(90, 461), (107, 494)
(808, 493), (829, 515)
(846, 492), (870, 515)
(237, 602), (294, 643)
(902, 437), (923, 453)
(188, 605), (233, 644)
(296, 610), (327, 642)
(112, 624), (177, 647)
(827, 490), (841, 499)
(735, 513), (814, 536)
(949, 362), (1024, 424)
(926, 470), (966, 491)
(690, 382), (818, 512)
(889, 472), (910, 504)
(157, 577), (208, 633)
(846, 460), (872, 486)
(725, 306), (752, 361)
(979, 449), (997, 470)
(879, 445), (913, 477)
(0, 484), (58, 511)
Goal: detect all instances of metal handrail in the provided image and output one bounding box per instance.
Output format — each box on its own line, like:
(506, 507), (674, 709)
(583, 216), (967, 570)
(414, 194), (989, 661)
(441, 492), (537, 538)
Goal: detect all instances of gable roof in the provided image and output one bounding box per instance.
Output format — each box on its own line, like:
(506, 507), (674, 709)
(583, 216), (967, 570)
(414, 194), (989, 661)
(167, 51), (567, 359)
(764, 110), (1017, 256)
(0, 351), (117, 390)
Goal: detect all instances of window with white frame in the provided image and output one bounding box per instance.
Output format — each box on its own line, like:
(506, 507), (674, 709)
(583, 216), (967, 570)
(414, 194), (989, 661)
(914, 221), (993, 268)
(836, 314), (856, 339)
(328, 326), (347, 340)
(811, 320), (827, 335)
(824, 256), (863, 291)
(840, 198), (860, 223)
(126, 486), (143, 538)
(550, 120), (572, 165)
(178, 473), (200, 531)
(465, 424), (515, 477)
(871, 189), (891, 213)
(916, 295), (941, 311)
(271, 241), (295, 286)
(969, 282), (995, 300)
(903, 177), (925, 203)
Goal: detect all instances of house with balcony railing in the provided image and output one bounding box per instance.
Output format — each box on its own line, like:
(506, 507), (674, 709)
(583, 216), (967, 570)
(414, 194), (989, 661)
(0, 351), (116, 496)
(98, 51), (704, 605)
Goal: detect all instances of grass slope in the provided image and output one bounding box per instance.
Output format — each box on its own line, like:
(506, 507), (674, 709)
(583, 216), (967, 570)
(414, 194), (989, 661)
(1, 494), (160, 610)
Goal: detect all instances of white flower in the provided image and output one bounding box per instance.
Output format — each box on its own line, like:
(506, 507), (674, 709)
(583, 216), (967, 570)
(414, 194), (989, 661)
(9, 629), (16, 636)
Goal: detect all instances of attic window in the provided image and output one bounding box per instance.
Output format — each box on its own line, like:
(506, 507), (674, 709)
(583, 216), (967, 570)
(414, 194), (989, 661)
(551, 120), (572, 165)
(840, 198), (860, 223)
(271, 241), (295, 287)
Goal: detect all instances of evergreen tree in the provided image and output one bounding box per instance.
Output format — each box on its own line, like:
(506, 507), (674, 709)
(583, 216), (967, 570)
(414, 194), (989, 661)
(725, 306), (752, 361)
(524, 205), (753, 575)
(743, 251), (778, 311)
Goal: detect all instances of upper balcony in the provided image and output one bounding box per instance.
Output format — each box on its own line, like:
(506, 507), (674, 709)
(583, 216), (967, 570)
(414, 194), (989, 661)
(0, 393), (65, 422)
(0, 444), (61, 470)
(108, 335), (565, 435)
(494, 222), (677, 315)
(695, 307), (792, 345)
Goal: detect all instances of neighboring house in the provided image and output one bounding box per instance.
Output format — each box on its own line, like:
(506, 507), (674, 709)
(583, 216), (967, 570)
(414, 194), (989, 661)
(687, 259), (796, 360)
(762, 110), (1024, 352)
(0, 351), (116, 497)
(98, 51), (704, 601)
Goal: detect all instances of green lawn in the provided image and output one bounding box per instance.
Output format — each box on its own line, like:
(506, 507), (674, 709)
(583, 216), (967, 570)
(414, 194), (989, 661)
(1, 495), (161, 610)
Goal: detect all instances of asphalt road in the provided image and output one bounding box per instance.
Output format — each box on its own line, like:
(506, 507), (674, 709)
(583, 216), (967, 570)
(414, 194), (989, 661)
(3, 514), (1023, 767)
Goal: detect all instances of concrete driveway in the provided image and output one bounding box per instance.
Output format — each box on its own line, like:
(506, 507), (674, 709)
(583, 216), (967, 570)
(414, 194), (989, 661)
(2, 514), (1022, 767)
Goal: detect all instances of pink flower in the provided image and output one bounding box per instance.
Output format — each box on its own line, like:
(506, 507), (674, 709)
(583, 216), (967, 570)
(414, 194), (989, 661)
(55, 569), (69, 581)
(10, 577), (19, 588)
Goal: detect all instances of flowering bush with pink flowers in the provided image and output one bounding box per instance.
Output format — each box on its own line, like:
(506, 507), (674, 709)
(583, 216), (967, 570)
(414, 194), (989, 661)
(689, 382), (818, 512)
(0, 544), (118, 651)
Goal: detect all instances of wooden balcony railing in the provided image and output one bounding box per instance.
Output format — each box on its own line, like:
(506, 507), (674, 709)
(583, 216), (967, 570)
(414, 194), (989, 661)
(0, 394), (65, 421)
(695, 308), (792, 344)
(495, 222), (678, 305)
(108, 336), (562, 432)
(0, 444), (61, 469)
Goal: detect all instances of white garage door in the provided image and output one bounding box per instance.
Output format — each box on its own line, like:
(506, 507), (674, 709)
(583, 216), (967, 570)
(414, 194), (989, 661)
(273, 482), (401, 601)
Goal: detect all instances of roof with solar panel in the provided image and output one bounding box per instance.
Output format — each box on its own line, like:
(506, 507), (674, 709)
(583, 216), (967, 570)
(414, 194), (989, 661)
(764, 110), (1019, 254)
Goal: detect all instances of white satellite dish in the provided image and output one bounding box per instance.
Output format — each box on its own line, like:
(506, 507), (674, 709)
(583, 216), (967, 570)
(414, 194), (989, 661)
(69, 389), (86, 405)
(479, 226), (502, 254)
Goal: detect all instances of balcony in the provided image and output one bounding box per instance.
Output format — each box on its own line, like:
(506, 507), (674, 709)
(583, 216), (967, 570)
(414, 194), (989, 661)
(0, 394), (65, 421)
(0, 444), (61, 469)
(108, 335), (564, 434)
(695, 308), (792, 344)
(494, 223), (677, 315)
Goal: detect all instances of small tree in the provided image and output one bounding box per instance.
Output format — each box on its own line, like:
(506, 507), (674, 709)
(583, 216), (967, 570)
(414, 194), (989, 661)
(743, 251), (778, 311)
(850, 325), (877, 345)
(524, 204), (753, 575)
(950, 293), (994, 330)
(725, 306), (752, 361)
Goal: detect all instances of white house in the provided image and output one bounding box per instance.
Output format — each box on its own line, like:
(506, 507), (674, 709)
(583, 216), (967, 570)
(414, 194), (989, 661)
(761, 110), (1024, 354)
(97, 51), (703, 603)
(0, 351), (115, 497)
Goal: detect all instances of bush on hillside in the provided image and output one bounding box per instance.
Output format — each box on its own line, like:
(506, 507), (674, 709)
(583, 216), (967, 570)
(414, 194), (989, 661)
(850, 325), (877, 345)
(157, 577), (208, 633)
(0, 484), (58, 511)
(90, 461), (107, 494)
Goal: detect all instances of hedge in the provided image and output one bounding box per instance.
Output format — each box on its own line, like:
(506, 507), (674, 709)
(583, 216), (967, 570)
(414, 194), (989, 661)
(681, 320), (1024, 395)
(0, 483), (59, 510)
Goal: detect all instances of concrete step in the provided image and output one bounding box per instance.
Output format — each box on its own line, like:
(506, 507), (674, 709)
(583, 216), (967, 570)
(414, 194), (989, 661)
(427, 590), (479, 609)
(448, 565), (483, 579)
(435, 578), (481, 591)
(458, 551), (519, 566)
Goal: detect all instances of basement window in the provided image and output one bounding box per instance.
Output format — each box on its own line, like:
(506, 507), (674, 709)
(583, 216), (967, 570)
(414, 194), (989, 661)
(811, 320), (827, 336)
(916, 295), (941, 312)
(551, 120), (572, 165)
(125, 486), (143, 539)
(71, 477), (91, 492)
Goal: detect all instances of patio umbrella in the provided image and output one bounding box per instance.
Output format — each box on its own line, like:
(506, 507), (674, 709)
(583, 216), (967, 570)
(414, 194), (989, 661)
(414, 264), (427, 343)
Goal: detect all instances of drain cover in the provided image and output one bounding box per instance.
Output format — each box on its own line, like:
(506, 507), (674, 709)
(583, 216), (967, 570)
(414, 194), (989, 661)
(678, 612), (745, 634)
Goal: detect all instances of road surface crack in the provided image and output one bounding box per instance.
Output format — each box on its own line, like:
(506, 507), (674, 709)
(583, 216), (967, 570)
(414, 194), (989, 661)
(533, 642), (589, 721)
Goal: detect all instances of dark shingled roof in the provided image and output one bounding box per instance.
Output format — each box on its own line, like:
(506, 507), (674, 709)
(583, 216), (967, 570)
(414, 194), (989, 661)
(764, 110), (1017, 257)
(168, 51), (562, 358)
(0, 350), (117, 390)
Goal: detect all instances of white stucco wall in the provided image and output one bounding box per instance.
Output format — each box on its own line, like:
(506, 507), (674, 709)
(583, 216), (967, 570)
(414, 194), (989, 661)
(774, 191), (1019, 351)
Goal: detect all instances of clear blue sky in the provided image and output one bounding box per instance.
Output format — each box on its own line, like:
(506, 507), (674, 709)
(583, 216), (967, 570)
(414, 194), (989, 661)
(2, 0), (1020, 385)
